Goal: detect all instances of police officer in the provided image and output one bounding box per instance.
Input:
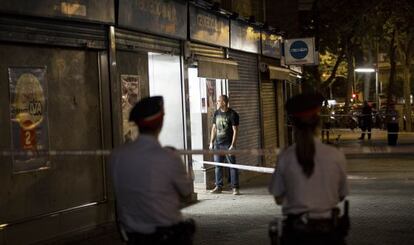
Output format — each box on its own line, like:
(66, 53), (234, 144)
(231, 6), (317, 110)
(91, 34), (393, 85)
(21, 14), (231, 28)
(110, 96), (195, 245)
(269, 92), (349, 245)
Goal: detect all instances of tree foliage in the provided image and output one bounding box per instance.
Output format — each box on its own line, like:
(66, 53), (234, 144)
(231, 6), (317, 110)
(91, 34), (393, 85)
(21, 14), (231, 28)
(304, 0), (414, 120)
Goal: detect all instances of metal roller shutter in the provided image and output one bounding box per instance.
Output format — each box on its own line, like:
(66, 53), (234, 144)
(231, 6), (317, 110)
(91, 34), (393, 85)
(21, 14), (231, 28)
(0, 15), (107, 49)
(189, 42), (225, 58)
(228, 50), (261, 166)
(261, 81), (278, 166)
(115, 29), (181, 55)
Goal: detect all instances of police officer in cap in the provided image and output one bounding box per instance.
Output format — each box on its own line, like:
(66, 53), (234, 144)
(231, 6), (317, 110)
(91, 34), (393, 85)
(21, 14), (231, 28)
(110, 96), (195, 245)
(269, 92), (349, 245)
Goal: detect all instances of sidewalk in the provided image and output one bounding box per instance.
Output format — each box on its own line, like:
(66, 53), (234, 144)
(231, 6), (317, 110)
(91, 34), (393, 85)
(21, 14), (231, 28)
(49, 129), (414, 245)
(55, 159), (414, 245)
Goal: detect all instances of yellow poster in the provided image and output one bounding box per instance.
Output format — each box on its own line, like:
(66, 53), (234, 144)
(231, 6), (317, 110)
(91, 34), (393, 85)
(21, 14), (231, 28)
(9, 67), (50, 173)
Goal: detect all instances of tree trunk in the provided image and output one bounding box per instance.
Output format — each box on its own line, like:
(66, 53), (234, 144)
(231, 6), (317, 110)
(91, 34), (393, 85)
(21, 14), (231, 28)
(324, 48), (345, 87)
(345, 41), (354, 113)
(387, 30), (397, 111)
(402, 36), (413, 131)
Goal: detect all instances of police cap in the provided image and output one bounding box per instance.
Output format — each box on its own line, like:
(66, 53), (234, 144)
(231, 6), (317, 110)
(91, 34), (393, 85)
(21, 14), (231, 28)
(129, 96), (164, 126)
(286, 92), (325, 117)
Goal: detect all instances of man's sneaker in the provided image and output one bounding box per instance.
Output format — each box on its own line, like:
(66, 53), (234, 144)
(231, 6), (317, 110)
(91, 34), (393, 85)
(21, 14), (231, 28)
(210, 186), (222, 194)
(232, 188), (240, 195)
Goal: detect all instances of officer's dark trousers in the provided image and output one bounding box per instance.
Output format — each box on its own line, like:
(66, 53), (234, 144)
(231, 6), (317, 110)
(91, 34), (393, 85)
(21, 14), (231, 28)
(281, 233), (346, 245)
(280, 216), (347, 245)
(214, 144), (239, 188)
(126, 222), (194, 245)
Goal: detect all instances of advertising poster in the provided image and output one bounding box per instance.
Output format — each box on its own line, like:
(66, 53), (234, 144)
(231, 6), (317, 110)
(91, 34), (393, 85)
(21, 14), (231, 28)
(121, 74), (140, 143)
(9, 67), (50, 173)
(206, 79), (217, 132)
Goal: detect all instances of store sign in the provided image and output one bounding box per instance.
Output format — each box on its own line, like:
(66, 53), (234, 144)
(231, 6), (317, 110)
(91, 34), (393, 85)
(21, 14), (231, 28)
(119, 0), (187, 40)
(284, 37), (317, 65)
(9, 67), (50, 173)
(0, 0), (115, 23)
(230, 20), (260, 54)
(189, 5), (229, 47)
(261, 32), (282, 59)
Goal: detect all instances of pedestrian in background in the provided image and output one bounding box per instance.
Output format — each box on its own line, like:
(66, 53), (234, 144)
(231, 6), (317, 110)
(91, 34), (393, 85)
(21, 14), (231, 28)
(209, 95), (240, 195)
(358, 101), (373, 140)
(321, 99), (331, 143)
(269, 92), (349, 245)
(386, 102), (399, 146)
(110, 96), (195, 245)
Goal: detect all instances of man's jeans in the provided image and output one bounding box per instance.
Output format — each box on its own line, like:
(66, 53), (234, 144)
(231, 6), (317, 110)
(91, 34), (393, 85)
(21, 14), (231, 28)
(214, 144), (239, 188)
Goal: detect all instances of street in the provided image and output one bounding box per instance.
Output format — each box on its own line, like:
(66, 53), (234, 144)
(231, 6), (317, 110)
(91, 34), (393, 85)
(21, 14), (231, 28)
(70, 129), (414, 245)
(184, 156), (414, 245)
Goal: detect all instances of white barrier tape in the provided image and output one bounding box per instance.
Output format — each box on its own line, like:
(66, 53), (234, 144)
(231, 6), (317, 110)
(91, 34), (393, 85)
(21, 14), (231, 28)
(341, 145), (414, 155)
(177, 148), (280, 156)
(320, 129), (413, 135)
(194, 160), (275, 174)
(1, 146), (414, 157)
(0, 149), (280, 157)
(320, 114), (409, 117)
(0, 150), (112, 157)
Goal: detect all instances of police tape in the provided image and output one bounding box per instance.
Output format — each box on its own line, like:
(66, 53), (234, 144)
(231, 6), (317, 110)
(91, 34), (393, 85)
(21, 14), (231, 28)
(1, 146), (414, 157)
(193, 159), (275, 174)
(0, 150), (112, 157)
(0, 149), (279, 157)
(319, 129), (413, 135)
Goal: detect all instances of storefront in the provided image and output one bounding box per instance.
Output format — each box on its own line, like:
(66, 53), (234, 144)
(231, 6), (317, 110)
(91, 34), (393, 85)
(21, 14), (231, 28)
(259, 31), (288, 165)
(187, 3), (239, 188)
(229, 19), (262, 167)
(284, 66), (302, 145)
(0, 1), (114, 243)
(116, 0), (188, 151)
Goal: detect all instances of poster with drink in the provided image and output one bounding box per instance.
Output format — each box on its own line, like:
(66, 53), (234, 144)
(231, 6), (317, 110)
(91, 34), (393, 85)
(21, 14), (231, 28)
(9, 67), (50, 173)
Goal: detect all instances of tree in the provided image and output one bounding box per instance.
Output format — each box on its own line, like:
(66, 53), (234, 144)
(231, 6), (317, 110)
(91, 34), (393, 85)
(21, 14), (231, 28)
(377, 0), (414, 130)
(308, 0), (382, 110)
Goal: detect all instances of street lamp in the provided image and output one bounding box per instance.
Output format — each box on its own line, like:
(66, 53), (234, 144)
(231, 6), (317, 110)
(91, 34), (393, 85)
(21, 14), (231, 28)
(354, 67), (379, 108)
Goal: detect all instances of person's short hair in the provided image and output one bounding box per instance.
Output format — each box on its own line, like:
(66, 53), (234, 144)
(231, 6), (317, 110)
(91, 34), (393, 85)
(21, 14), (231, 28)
(220, 95), (229, 105)
(129, 96), (164, 133)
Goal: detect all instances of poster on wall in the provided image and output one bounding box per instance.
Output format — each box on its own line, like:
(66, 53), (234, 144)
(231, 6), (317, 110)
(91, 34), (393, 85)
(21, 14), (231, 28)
(206, 79), (217, 132)
(121, 74), (140, 143)
(9, 67), (50, 173)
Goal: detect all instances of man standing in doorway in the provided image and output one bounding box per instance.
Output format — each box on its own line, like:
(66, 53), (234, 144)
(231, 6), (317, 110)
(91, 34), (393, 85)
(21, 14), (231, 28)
(209, 95), (240, 195)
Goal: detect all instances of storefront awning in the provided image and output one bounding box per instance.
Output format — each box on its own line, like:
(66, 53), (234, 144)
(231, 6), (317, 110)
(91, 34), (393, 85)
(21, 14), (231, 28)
(268, 65), (291, 80)
(197, 56), (239, 80)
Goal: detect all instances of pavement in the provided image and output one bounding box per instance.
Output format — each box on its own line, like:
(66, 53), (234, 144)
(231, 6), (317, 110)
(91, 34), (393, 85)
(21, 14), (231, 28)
(57, 128), (414, 245)
(185, 157), (414, 245)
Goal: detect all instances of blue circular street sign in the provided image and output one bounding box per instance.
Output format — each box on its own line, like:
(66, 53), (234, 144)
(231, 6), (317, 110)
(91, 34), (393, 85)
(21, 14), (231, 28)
(289, 41), (309, 59)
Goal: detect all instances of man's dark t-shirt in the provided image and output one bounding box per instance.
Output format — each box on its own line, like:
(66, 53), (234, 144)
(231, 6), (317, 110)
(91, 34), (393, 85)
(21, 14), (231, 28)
(212, 108), (239, 145)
